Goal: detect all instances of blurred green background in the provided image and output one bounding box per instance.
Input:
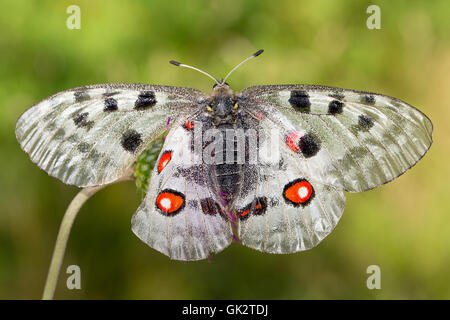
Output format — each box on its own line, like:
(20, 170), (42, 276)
(0, 0), (449, 299)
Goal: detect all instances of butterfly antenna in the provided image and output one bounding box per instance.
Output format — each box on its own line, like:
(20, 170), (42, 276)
(222, 49), (264, 84)
(169, 60), (220, 85)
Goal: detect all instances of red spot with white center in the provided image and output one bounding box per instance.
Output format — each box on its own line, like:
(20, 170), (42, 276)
(157, 151), (172, 173)
(286, 131), (302, 153)
(156, 190), (185, 215)
(283, 179), (314, 205)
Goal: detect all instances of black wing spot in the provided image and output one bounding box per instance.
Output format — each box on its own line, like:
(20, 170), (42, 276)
(74, 91), (90, 102)
(288, 90), (311, 112)
(358, 114), (374, 130)
(361, 95), (376, 105)
(73, 112), (89, 127)
(328, 100), (344, 115)
(200, 198), (217, 215)
(77, 142), (91, 153)
(254, 197), (267, 214)
(200, 198), (228, 220)
(299, 133), (320, 158)
(134, 91), (157, 110)
(121, 129), (142, 152)
(104, 97), (118, 112)
(238, 197), (268, 221)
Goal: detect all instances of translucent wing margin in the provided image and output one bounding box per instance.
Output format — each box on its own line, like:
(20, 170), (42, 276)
(241, 84), (433, 192)
(16, 84), (205, 187)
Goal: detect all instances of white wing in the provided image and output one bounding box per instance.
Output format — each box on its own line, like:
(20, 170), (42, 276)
(15, 84), (205, 187)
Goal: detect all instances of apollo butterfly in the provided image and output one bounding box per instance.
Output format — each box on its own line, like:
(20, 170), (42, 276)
(15, 50), (433, 260)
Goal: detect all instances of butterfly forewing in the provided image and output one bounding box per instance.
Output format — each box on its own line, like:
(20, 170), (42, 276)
(15, 84), (205, 187)
(242, 84), (433, 192)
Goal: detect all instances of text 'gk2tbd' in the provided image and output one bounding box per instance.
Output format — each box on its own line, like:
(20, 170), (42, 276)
(16, 50), (433, 261)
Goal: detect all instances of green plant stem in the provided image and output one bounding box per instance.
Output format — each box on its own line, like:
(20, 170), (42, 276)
(42, 185), (105, 300)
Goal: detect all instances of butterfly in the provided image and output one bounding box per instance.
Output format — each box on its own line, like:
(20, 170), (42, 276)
(15, 50), (433, 261)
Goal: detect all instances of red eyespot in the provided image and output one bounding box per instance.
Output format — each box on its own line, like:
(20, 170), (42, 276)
(283, 179), (314, 205)
(184, 121), (194, 130)
(238, 197), (267, 220)
(257, 112), (265, 120)
(156, 190), (185, 215)
(239, 209), (250, 217)
(286, 131), (302, 153)
(158, 151), (172, 173)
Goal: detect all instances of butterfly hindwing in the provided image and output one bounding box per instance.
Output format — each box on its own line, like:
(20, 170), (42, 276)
(233, 108), (345, 253)
(236, 169), (345, 253)
(15, 84), (204, 187)
(242, 84), (433, 192)
(131, 121), (233, 261)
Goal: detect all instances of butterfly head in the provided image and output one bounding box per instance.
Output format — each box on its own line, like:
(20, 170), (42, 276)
(207, 84), (238, 125)
(213, 82), (230, 90)
(170, 49), (263, 125)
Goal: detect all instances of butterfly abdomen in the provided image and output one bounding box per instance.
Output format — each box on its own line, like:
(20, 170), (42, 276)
(214, 162), (242, 202)
(210, 124), (243, 203)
